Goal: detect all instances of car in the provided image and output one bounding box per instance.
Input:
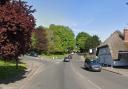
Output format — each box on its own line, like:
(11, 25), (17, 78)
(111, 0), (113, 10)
(63, 57), (70, 62)
(84, 59), (102, 72)
(68, 54), (72, 59)
(28, 51), (38, 57)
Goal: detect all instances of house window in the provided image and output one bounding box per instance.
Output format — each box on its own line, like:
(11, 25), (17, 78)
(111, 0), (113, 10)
(118, 52), (128, 60)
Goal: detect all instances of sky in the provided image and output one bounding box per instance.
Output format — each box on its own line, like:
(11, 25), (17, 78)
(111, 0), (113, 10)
(26, 0), (128, 41)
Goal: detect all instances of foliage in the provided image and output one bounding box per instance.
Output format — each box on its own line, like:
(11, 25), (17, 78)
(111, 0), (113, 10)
(76, 32), (101, 52)
(46, 28), (55, 53)
(31, 32), (37, 50)
(76, 32), (91, 52)
(47, 24), (75, 54)
(84, 35), (101, 52)
(34, 26), (48, 53)
(91, 35), (101, 48)
(0, 0), (35, 60)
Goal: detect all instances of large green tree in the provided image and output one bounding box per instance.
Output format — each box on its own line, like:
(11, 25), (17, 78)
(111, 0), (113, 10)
(46, 28), (55, 53)
(76, 32), (91, 52)
(47, 24), (75, 54)
(84, 35), (101, 52)
(91, 35), (101, 48)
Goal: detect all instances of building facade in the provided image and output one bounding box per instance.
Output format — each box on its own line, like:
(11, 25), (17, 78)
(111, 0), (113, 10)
(96, 29), (128, 67)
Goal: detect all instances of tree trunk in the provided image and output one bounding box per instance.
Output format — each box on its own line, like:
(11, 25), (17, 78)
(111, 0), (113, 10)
(16, 58), (19, 69)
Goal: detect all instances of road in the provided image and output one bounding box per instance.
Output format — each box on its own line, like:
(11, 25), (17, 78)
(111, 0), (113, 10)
(23, 54), (128, 89)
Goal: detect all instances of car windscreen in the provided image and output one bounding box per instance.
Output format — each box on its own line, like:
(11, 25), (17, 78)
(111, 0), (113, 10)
(90, 60), (99, 65)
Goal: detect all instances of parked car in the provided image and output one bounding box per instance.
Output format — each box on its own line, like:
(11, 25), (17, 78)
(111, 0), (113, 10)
(84, 59), (102, 72)
(68, 54), (72, 59)
(63, 57), (70, 62)
(28, 51), (38, 57)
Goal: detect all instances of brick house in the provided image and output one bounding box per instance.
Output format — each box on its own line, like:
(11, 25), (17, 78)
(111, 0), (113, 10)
(96, 29), (128, 67)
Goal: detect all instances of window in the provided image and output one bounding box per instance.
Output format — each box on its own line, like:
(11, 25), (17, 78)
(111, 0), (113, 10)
(118, 53), (128, 60)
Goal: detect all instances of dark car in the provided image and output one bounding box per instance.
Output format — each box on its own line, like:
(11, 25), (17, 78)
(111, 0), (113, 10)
(28, 51), (38, 57)
(63, 57), (70, 62)
(68, 54), (72, 59)
(84, 59), (102, 72)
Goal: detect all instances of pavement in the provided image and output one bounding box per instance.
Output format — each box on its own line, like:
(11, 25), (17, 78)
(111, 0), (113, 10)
(102, 67), (128, 77)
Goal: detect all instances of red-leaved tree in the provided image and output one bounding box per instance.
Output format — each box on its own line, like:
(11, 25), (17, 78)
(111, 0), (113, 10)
(0, 0), (35, 67)
(35, 26), (48, 53)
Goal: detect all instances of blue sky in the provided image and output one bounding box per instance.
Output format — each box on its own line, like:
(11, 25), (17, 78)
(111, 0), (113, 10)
(26, 0), (128, 41)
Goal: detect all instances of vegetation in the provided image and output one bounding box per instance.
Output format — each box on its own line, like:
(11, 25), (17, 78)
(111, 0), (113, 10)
(31, 32), (37, 50)
(76, 32), (101, 53)
(84, 35), (101, 51)
(0, 0), (35, 67)
(76, 32), (91, 52)
(30, 24), (76, 57)
(34, 26), (48, 54)
(47, 24), (75, 54)
(0, 60), (26, 80)
(31, 24), (101, 57)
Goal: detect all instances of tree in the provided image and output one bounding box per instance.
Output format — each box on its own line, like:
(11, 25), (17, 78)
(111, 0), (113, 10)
(76, 32), (91, 52)
(91, 35), (101, 48)
(84, 35), (101, 52)
(0, 0), (35, 68)
(47, 24), (75, 54)
(35, 26), (48, 54)
(31, 32), (37, 50)
(46, 28), (54, 54)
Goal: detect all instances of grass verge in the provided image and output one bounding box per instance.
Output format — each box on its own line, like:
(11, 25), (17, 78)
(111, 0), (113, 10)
(42, 54), (68, 59)
(0, 60), (26, 80)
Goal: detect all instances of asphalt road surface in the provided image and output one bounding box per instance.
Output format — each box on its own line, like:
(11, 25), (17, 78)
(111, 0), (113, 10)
(23, 54), (128, 89)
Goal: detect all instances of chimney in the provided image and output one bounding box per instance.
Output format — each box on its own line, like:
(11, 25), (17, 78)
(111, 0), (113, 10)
(124, 29), (128, 47)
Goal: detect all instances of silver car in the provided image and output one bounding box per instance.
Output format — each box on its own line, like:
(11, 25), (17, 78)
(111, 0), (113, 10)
(84, 59), (102, 72)
(63, 57), (70, 62)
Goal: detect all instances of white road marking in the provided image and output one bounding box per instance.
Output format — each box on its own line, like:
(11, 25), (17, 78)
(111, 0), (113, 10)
(88, 80), (101, 89)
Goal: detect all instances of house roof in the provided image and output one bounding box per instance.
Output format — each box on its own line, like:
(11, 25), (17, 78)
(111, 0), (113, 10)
(97, 30), (128, 60)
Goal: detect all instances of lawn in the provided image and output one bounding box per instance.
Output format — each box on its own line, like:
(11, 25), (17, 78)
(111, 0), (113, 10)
(0, 60), (26, 80)
(42, 54), (68, 59)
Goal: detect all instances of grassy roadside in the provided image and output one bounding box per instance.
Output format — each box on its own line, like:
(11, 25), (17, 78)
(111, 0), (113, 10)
(41, 54), (68, 60)
(0, 60), (26, 80)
